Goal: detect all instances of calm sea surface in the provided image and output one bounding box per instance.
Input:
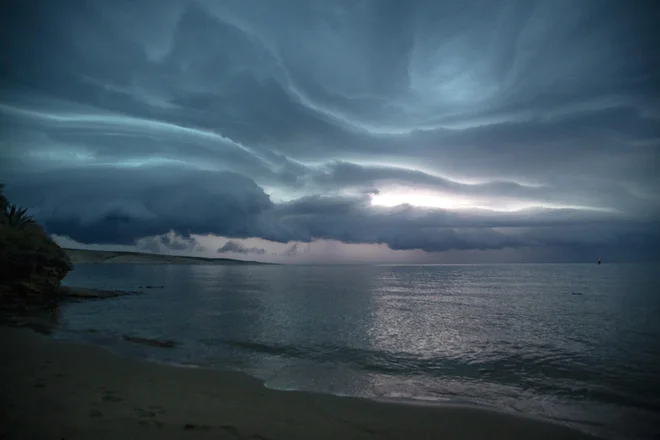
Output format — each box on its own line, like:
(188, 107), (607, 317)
(56, 264), (660, 439)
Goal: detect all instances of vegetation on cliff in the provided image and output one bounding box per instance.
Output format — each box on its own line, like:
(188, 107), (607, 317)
(0, 184), (73, 309)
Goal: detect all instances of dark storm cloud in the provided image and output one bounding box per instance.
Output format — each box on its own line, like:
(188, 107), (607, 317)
(308, 161), (659, 217)
(159, 233), (200, 251)
(2, 167), (273, 244)
(261, 194), (659, 254)
(1, 0), (659, 260)
(218, 241), (265, 255)
(5, 169), (657, 257)
(138, 232), (200, 254)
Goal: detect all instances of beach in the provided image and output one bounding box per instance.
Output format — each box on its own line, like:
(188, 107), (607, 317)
(1, 327), (599, 440)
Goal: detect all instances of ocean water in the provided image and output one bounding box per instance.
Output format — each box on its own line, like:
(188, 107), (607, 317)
(55, 263), (660, 439)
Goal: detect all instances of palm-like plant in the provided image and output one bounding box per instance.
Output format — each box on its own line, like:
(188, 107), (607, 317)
(4, 204), (36, 229)
(0, 184), (36, 229)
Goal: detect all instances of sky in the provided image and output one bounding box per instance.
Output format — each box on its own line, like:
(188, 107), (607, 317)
(1, 0), (659, 264)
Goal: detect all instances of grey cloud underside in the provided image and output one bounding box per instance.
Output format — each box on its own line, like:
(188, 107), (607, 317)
(218, 240), (266, 255)
(139, 232), (201, 254)
(1, 0), (659, 259)
(3, 167), (658, 256)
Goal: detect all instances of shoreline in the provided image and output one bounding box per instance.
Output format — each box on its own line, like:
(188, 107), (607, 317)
(1, 326), (601, 440)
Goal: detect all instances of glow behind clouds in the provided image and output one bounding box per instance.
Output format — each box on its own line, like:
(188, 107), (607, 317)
(0, 0), (659, 262)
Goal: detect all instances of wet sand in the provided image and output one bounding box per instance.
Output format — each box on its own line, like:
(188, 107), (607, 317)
(0, 327), (600, 440)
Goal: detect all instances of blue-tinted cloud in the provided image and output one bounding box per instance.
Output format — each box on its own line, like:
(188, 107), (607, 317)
(1, 0), (658, 261)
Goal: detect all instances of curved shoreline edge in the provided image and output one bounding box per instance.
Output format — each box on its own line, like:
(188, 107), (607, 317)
(0, 326), (601, 440)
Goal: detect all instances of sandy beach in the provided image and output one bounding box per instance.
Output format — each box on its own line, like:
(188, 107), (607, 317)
(0, 327), (600, 440)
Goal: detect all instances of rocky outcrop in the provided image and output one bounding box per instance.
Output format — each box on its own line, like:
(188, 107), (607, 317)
(0, 223), (73, 310)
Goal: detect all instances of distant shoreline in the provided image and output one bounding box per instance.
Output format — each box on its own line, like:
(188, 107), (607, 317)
(64, 248), (271, 265)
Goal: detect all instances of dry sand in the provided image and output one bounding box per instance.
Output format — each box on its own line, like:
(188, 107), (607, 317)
(0, 327), (600, 440)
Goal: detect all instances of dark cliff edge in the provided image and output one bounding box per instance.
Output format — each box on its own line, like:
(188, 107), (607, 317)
(0, 221), (73, 312)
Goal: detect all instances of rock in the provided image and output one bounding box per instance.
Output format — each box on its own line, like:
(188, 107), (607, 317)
(60, 286), (140, 300)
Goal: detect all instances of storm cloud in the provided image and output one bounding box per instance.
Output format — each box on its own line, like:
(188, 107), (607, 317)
(218, 240), (266, 255)
(1, 0), (658, 262)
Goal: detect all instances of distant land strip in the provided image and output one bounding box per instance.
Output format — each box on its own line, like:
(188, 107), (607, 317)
(64, 248), (271, 265)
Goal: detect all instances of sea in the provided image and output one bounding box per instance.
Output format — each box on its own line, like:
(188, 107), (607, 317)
(53, 263), (660, 440)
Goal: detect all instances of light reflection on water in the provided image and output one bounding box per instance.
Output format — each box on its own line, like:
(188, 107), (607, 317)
(58, 263), (660, 440)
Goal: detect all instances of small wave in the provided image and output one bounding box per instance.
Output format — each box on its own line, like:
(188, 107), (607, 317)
(215, 338), (660, 414)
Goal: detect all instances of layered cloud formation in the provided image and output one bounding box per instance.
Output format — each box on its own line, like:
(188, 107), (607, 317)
(1, 0), (658, 262)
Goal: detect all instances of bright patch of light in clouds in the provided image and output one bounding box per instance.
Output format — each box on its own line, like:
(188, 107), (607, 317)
(371, 190), (475, 210)
(370, 189), (620, 213)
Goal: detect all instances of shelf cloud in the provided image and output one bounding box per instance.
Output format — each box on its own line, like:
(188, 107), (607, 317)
(1, 0), (658, 262)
